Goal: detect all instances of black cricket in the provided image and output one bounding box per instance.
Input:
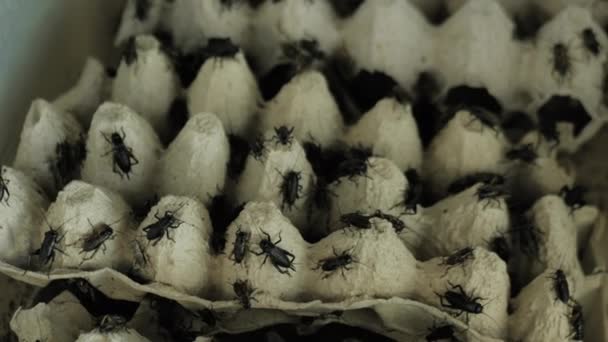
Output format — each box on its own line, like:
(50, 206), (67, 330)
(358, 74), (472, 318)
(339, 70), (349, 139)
(336, 157), (368, 180)
(581, 28), (601, 56)
(515, 218), (542, 259)
(335, 148), (371, 182)
(569, 302), (584, 340)
(435, 282), (485, 323)
(271, 126), (295, 146)
(250, 136), (267, 160)
(32, 226), (66, 271)
(0, 168), (9, 206)
(281, 39), (325, 68)
(467, 107), (501, 133)
(313, 247), (356, 279)
(233, 279), (257, 309)
(551, 42), (573, 83)
(447, 172), (505, 195)
(102, 128), (139, 179)
(278, 170), (303, 211)
(475, 182), (507, 208)
(254, 230), (296, 275)
(78, 219), (115, 265)
(506, 144), (538, 164)
(340, 212), (372, 230)
(442, 247), (475, 267)
(372, 210), (406, 233)
(230, 226), (251, 264)
(549, 269), (570, 304)
(142, 203), (185, 246)
(440, 247), (475, 276)
(51, 138), (86, 190)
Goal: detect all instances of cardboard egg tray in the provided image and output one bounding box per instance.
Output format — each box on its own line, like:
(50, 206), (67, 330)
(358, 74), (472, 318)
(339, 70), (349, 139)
(1, 0), (608, 341)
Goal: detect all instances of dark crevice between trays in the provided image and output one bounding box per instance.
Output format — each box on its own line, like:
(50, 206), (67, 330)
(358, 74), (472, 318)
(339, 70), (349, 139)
(512, 5), (549, 41)
(152, 296), (394, 342)
(412, 71), (442, 147)
(537, 95), (592, 138)
(328, 0), (365, 18)
(444, 85), (503, 114)
(134, 0), (152, 22)
(259, 63), (300, 101)
(346, 70), (407, 115)
(209, 195), (247, 255)
(427, 1), (450, 26)
(214, 323), (394, 342)
(172, 37), (241, 88)
(227, 135), (250, 180)
(502, 111), (536, 143)
(436, 85), (503, 134)
(259, 39), (326, 101)
(32, 278), (139, 319)
(166, 97), (190, 145)
(131, 193), (161, 223)
(49, 136), (87, 198)
(325, 60), (412, 125)
(322, 60), (362, 125)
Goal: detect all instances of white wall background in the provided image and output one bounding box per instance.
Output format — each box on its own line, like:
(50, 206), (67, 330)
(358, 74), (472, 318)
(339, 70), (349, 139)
(0, 0), (125, 163)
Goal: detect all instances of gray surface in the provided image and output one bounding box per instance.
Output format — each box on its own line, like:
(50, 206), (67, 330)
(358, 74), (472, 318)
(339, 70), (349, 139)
(0, 0), (125, 163)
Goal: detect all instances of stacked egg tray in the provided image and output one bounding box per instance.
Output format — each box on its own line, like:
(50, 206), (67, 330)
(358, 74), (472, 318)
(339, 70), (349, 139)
(1, 0), (608, 341)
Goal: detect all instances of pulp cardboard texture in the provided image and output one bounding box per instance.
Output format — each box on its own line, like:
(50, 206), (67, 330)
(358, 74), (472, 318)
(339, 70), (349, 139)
(0, 183), (585, 340)
(80, 102), (163, 206)
(1, 260), (502, 341)
(341, 98), (423, 172)
(156, 113), (229, 206)
(116, 0), (608, 152)
(13, 99), (84, 195)
(234, 130), (316, 232)
(187, 51), (261, 137)
(111, 35), (180, 142)
(260, 70), (345, 148)
(10, 292), (95, 342)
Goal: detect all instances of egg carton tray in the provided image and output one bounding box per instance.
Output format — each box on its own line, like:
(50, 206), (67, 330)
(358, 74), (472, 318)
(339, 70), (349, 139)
(0, 178), (597, 341)
(1, 0), (608, 341)
(112, 0), (608, 152)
